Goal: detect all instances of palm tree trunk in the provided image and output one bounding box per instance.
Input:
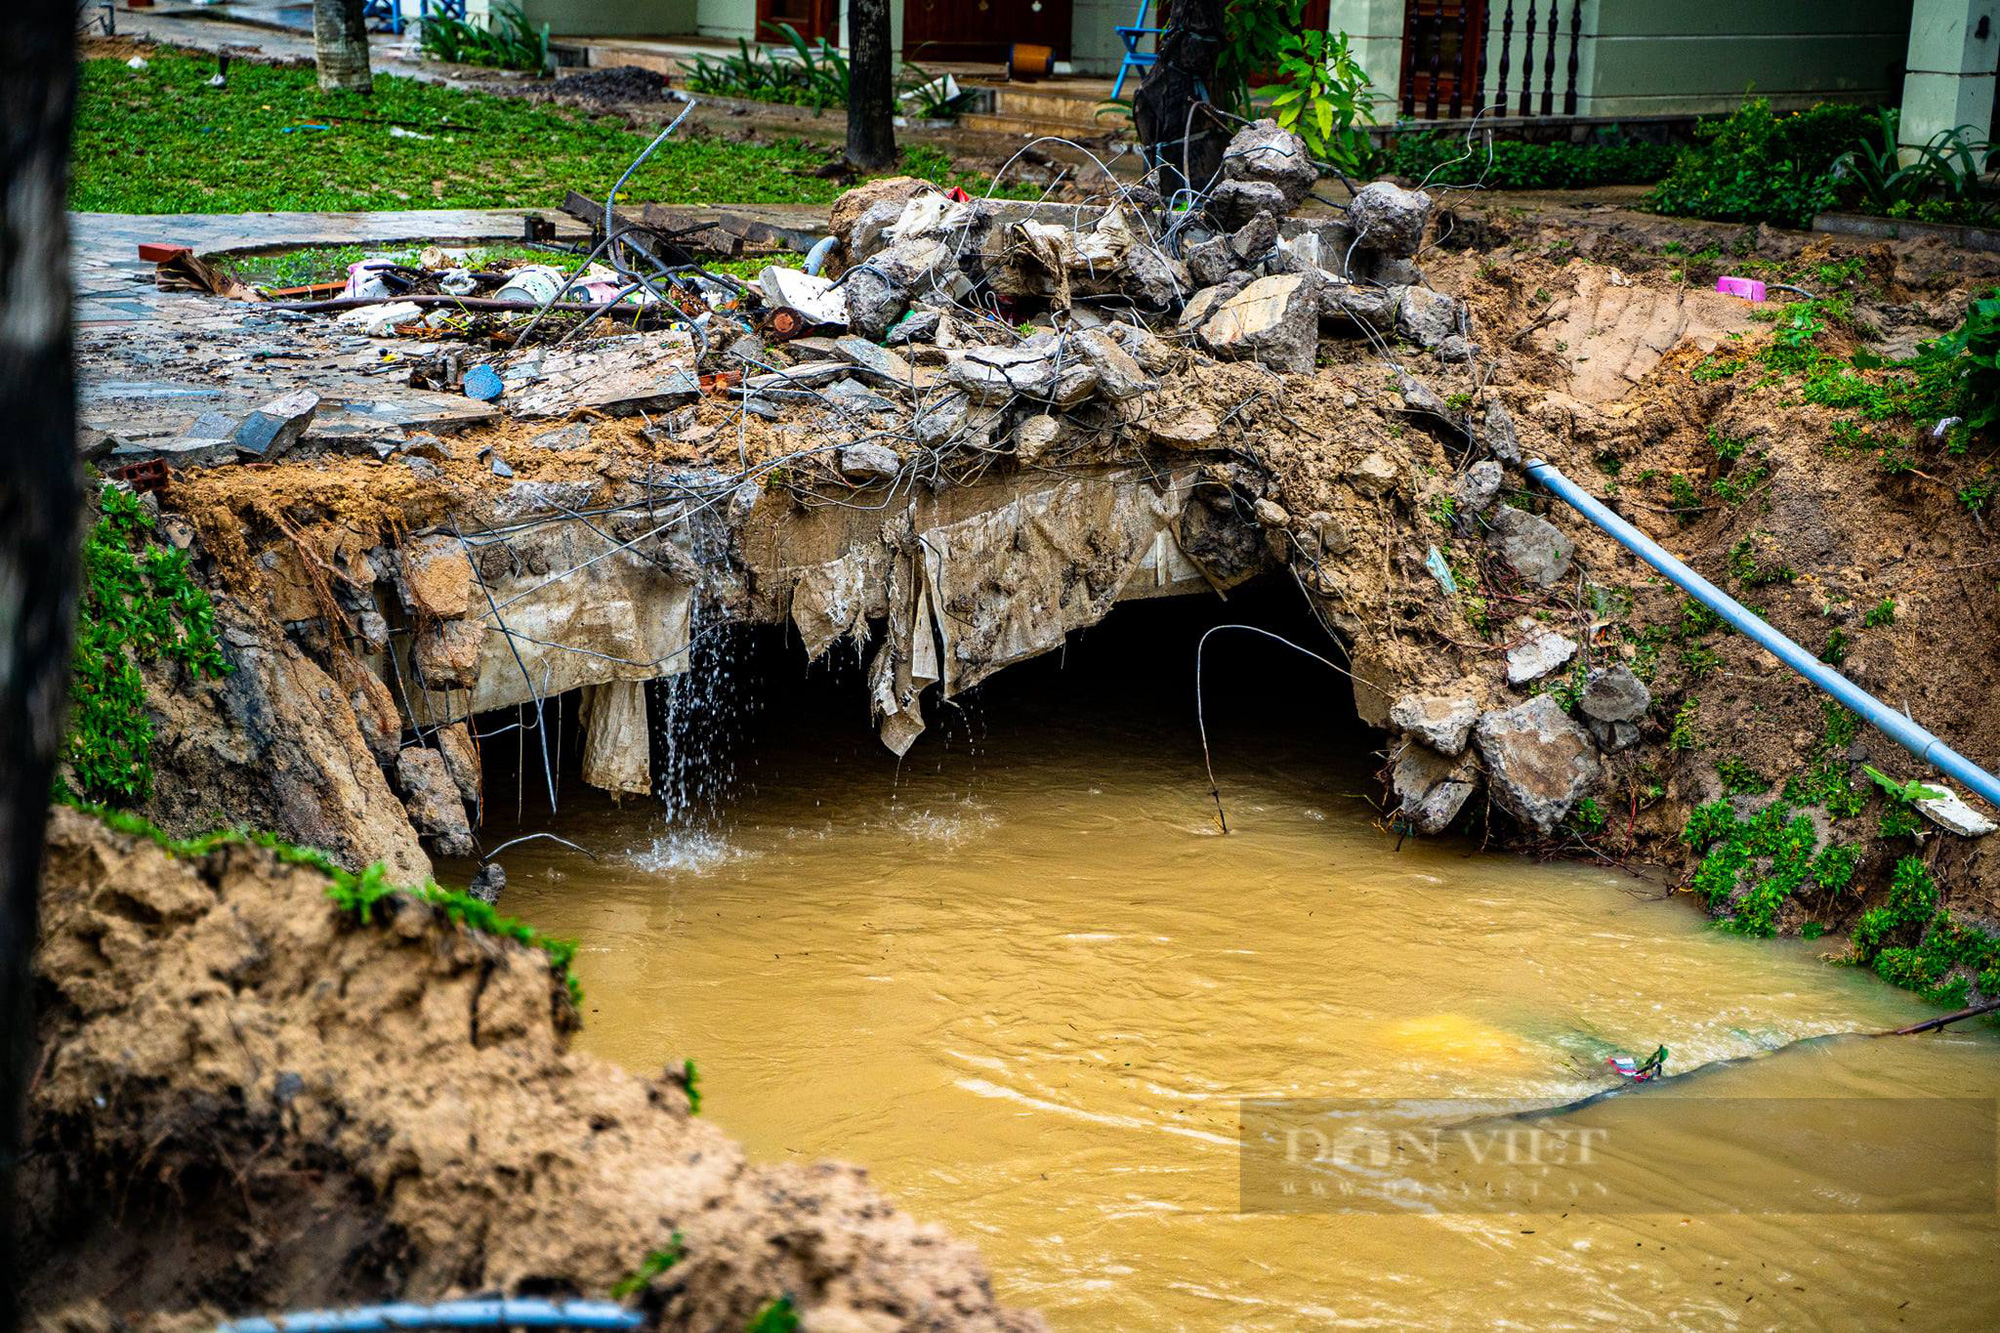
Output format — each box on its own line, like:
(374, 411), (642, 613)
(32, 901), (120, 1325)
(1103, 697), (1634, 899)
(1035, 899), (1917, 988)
(845, 0), (896, 170)
(0, 5), (84, 1329)
(314, 0), (374, 94)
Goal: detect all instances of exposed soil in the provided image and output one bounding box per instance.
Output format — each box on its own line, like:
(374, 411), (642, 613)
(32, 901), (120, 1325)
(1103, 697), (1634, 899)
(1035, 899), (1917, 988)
(1422, 198), (2000, 916)
(20, 806), (1044, 1332)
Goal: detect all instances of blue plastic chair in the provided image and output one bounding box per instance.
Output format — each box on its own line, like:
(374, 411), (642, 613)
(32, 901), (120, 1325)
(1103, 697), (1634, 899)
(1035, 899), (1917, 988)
(424, 0), (468, 19)
(360, 0), (401, 33)
(1111, 0), (1163, 100)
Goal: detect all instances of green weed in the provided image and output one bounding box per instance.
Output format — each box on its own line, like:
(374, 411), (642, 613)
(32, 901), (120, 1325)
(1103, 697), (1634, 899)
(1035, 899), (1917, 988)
(64, 485), (230, 806)
(1863, 597), (1896, 628)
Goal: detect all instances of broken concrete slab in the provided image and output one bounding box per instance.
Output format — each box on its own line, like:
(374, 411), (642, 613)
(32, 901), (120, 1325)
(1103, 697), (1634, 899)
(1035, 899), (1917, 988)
(947, 345), (1059, 402)
(1390, 690), (1480, 756)
(1220, 119), (1319, 210)
(1452, 461), (1503, 516)
(1580, 664), (1650, 724)
(1391, 740), (1479, 835)
(1348, 181), (1434, 258)
(832, 335), (915, 386)
(1394, 285), (1462, 350)
(837, 442), (903, 481)
(1144, 403), (1220, 450)
(1917, 787), (1998, 837)
(1073, 327), (1155, 402)
(1475, 694), (1600, 835)
(1197, 273), (1317, 374)
(499, 333), (701, 419)
(232, 388), (320, 461)
(1506, 619), (1579, 686)
(1208, 179), (1289, 230)
(1488, 504), (1574, 587)
(1587, 717), (1640, 754)
(395, 745), (474, 857)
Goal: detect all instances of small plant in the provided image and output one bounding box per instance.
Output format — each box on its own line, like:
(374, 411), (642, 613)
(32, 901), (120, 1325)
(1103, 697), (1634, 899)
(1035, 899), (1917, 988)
(1863, 597), (1896, 628)
(1567, 796), (1608, 835)
(1261, 29), (1376, 179)
(683, 1057), (703, 1115)
(65, 485), (232, 806)
(680, 22), (850, 109)
(420, 1), (551, 73)
(1880, 803), (1925, 839)
(1727, 536), (1796, 586)
(745, 1297), (800, 1333)
(1708, 427), (1749, 462)
(612, 1235), (687, 1300)
(1716, 756), (1769, 795)
(1820, 628), (1850, 665)
(1669, 697), (1702, 750)
(1862, 764), (1946, 805)
(1648, 98), (1876, 229)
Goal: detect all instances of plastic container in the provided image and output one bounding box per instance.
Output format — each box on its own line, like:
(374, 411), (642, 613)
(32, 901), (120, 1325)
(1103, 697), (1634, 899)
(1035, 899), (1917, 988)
(492, 265), (566, 306)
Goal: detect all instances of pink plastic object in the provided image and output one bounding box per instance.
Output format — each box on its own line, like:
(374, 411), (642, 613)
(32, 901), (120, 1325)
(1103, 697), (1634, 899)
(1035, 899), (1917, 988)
(1715, 275), (1767, 302)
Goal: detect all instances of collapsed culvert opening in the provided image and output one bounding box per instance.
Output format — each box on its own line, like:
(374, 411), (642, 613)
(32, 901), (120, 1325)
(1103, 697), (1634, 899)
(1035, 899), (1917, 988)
(455, 574), (1378, 875)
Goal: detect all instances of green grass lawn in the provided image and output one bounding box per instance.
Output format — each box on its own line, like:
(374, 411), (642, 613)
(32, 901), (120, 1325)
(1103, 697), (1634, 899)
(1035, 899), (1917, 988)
(72, 51), (991, 213)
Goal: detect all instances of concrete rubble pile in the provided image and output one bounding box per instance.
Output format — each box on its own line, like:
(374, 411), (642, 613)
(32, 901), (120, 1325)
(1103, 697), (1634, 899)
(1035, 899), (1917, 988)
(107, 117), (1652, 865)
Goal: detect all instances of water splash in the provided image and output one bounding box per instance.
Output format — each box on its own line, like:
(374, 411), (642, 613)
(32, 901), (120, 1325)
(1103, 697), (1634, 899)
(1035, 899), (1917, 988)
(650, 609), (757, 828)
(629, 828), (752, 875)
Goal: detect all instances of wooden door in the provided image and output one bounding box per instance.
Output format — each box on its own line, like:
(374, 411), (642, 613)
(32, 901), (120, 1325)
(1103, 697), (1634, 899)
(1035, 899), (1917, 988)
(901, 0), (1072, 64)
(1399, 0), (1487, 119)
(757, 0), (840, 45)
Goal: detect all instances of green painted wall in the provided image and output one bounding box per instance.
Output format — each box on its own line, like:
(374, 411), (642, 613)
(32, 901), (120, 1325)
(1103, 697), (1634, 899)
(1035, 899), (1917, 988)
(517, 0), (699, 37)
(1574, 0), (1913, 116)
(1333, 0), (1913, 121)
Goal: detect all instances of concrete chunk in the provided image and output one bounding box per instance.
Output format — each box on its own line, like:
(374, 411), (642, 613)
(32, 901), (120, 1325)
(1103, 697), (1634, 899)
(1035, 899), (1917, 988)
(1488, 504), (1574, 587)
(1220, 119), (1319, 209)
(1506, 619), (1579, 686)
(1474, 695), (1600, 835)
(1390, 740), (1479, 835)
(1580, 665), (1650, 724)
(1197, 273), (1318, 375)
(1348, 180), (1434, 257)
(1390, 690), (1480, 756)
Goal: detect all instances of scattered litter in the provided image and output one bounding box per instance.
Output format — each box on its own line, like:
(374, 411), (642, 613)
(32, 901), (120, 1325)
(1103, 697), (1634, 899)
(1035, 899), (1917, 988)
(1424, 545), (1456, 595)
(462, 364), (504, 401)
(389, 125), (436, 141)
(125, 55), (148, 70)
(1916, 786), (1998, 838)
(1715, 275), (1767, 302)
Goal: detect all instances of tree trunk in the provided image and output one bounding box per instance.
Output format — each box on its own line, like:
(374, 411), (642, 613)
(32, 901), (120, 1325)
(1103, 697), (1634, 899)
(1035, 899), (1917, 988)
(314, 0), (374, 94)
(1134, 0), (1228, 198)
(0, 6), (84, 1331)
(845, 0), (895, 170)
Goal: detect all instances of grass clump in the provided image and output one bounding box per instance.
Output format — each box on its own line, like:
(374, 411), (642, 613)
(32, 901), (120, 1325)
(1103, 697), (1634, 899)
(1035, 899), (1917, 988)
(1850, 856), (2000, 1006)
(64, 484), (230, 806)
(1863, 597), (1896, 628)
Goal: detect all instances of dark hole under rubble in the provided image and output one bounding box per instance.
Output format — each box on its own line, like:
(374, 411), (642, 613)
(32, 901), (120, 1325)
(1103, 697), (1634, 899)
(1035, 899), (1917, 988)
(466, 576), (1375, 843)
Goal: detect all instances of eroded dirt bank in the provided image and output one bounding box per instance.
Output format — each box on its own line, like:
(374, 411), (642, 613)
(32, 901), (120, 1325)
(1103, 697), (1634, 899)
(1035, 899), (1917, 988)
(21, 806), (1043, 1332)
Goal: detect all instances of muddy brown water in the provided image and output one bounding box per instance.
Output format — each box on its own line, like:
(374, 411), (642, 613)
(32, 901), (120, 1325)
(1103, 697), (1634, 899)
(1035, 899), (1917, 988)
(466, 601), (2000, 1328)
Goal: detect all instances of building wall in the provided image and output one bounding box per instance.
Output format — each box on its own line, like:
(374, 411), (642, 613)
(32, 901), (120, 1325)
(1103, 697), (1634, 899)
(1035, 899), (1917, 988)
(1574, 0), (1913, 117)
(1331, 0), (1913, 121)
(508, 0), (700, 37)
